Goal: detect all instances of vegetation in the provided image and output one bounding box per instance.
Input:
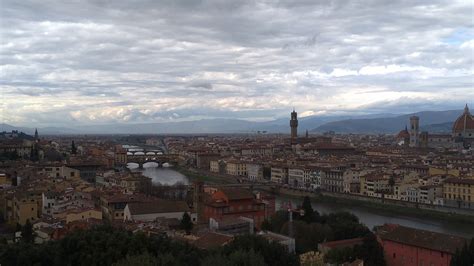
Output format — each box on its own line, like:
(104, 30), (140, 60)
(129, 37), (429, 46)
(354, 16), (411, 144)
(180, 212), (193, 234)
(265, 197), (384, 265)
(71, 141), (77, 155)
(0, 151), (19, 161)
(0, 225), (299, 266)
(451, 238), (474, 266)
(20, 219), (35, 243)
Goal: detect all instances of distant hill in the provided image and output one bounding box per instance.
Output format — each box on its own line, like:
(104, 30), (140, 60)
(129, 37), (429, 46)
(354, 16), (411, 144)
(312, 110), (461, 134)
(0, 123), (75, 135)
(1, 110), (462, 135)
(421, 122), (453, 133)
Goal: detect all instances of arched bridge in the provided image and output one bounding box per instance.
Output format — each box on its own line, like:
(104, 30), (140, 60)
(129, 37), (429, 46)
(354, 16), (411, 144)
(126, 153), (180, 168)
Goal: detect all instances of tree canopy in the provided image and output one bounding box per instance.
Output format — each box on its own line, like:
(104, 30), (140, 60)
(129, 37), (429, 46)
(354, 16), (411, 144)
(0, 225), (299, 266)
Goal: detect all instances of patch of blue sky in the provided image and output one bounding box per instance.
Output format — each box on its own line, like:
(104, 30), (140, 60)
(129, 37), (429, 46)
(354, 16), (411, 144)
(442, 27), (473, 45)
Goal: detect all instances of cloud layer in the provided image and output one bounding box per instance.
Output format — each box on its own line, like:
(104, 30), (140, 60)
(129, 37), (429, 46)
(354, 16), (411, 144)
(1, 0), (473, 127)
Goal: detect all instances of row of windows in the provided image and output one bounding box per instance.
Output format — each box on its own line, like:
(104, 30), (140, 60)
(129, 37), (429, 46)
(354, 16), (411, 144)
(445, 193), (472, 201)
(445, 187), (472, 193)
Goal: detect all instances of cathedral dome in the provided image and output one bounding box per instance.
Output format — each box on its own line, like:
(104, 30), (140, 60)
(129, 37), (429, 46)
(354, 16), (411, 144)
(452, 104), (474, 133)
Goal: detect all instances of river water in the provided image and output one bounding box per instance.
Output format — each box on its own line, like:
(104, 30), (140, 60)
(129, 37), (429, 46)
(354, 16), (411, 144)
(126, 166), (474, 238)
(127, 162), (189, 185)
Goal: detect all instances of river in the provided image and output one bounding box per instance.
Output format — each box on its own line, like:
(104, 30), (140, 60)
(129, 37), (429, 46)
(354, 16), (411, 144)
(127, 162), (189, 185)
(126, 166), (474, 238)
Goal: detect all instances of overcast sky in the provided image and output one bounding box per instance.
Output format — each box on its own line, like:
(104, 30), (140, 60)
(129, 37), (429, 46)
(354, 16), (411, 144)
(1, 0), (473, 127)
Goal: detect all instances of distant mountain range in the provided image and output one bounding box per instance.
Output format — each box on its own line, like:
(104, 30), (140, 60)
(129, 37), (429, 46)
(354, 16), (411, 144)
(311, 110), (461, 134)
(0, 109), (461, 135)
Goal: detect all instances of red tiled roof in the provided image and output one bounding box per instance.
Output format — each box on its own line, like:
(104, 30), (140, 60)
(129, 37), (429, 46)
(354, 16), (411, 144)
(376, 224), (466, 254)
(193, 232), (233, 250)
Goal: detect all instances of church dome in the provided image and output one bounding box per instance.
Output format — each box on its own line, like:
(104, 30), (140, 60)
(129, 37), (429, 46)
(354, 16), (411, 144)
(396, 126), (410, 139)
(452, 104), (474, 133)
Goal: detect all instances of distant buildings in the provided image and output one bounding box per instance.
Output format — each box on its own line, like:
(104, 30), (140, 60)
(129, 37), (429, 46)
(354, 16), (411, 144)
(400, 104), (473, 149)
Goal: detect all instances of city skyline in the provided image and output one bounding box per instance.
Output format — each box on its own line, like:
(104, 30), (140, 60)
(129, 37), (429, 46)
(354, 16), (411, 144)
(1, 0), (473, 127)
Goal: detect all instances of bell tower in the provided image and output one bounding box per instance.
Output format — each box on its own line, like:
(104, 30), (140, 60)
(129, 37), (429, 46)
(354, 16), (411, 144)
(409, 116), (419, 147)
(290, 109), (298, 139)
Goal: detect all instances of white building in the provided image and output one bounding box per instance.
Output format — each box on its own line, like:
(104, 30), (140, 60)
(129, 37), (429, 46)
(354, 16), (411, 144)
(247, 163), (264, 182)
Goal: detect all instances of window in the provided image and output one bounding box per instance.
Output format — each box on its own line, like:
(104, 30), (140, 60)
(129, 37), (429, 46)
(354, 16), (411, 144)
(393, 253), (396, 259)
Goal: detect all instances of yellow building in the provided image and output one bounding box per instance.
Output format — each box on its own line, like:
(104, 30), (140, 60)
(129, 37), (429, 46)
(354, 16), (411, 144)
(13, 193), (40, 225)
(210, 160), (220, 173)
(429, 167), (459, 177)
(225, 160), (247, 176)
(443, 178), (474, 209)
(0, 173), (10, 189)
(65, 208), (102, 223)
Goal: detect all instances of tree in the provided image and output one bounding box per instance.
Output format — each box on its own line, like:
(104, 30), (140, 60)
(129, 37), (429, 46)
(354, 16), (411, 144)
(269, 210), (289, 233)
(71, 141), (77, 155)
(180, 212), (193, 234)
(281, 220), (333, 253)
(222, 235), (300, 266)
(353, 234), (386, 266)
(324, 247), (356, 264)
(261, 219), (272, 231)
(301, 196), (315, 223)
(324, 212), (370, 240)
(450, 238), (474, 266)
(113, 252), (159, 266)
(21, 219), (35, 243)
(202, 249), (266, 266)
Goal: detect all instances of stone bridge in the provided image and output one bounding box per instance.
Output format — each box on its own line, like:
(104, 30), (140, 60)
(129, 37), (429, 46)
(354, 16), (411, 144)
(126, 153), (180, 168)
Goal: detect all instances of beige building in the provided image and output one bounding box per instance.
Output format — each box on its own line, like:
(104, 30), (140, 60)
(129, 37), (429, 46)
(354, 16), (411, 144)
(13, 193), (40, 225)
(247, 163), (264, 181)
(226, 160), (247, 176)
(443, 178), (474, 209)
(271, 165), (288, 184)
(65, 208), (102, 223)
(39, 165), (80, 179)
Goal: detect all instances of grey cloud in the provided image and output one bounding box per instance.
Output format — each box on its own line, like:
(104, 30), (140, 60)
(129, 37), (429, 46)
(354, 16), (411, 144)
(0, 0), (472, 127)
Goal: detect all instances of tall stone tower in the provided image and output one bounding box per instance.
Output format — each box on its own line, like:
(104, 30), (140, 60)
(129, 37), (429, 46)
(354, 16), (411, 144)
(290, 109), (298, 139)
(409, 116), (419, 147)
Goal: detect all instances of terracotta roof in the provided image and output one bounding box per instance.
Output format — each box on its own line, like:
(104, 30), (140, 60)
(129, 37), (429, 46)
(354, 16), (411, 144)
(452, 104), (474, 133)
(376, 224), (466, 254)
(127, 200), (190, 215)
(220, 188), (254, 200)
(444, 178), (474, 185)
(193, 232), (233, 250)
(319, 237), (365, 249)
(396, 127), (410, 139)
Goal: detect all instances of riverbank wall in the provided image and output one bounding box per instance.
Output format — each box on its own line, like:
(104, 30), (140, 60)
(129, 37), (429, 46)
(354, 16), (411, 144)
(318, 191), (474, 217)
(261, 187), (474, 223)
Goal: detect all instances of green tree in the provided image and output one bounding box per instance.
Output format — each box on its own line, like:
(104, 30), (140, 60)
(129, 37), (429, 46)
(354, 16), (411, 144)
(388, 176), (395, 187)
(324, 247), (356, 264)
(261, 219), (272, 231)
(21, 219), (35, 243)
(324, 212), (370, 240)
(301, 196), (317, 223)
(113, 252), (159, 266)
(281, 220), (332, 253)
(180, 212), (193, 234)
(71, 141), (77, 155)
(202, 249), (266, 266)
(269, 210), (289, 233)
(353, 234), (386, 266)
(222, 235), (300, 266)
